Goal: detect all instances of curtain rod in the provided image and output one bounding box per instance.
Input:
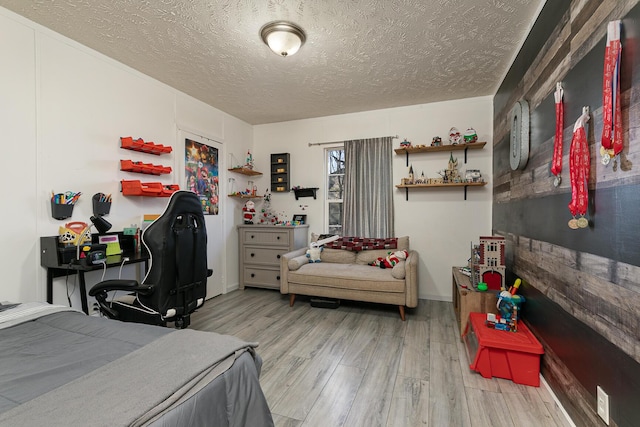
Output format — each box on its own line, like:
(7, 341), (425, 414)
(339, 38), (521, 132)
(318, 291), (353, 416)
(308, 135), (398, 147)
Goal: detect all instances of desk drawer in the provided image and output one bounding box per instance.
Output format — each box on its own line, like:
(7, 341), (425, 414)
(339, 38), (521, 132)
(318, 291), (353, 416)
(241, 229), (290, 246)
(243, 267), (281, 289)
(243, 247), (287, 265)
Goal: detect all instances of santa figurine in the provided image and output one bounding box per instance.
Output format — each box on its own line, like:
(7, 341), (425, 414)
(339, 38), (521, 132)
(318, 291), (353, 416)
(369, 250), (409, 269)
(242, 200), (256, 224)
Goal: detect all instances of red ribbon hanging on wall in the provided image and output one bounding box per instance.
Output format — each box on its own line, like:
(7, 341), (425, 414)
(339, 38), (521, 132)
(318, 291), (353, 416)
(568, 108), (590, 218)
(600, 20), (623, 163)
(551, 83), (564, 177)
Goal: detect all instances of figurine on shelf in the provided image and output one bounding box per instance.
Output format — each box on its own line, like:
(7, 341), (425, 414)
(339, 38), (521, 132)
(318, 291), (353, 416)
(448, 127), (462, 145)
(438, 153), (462, 183)
(245, 150), (254, 170)
(242, 200), (256, 224)
(408, 165), (415, 184)
(431, 136), (442, 146)
(465, 169), (483, 183)
(400, 138), (412, 148)
(464, 127), (478, 143)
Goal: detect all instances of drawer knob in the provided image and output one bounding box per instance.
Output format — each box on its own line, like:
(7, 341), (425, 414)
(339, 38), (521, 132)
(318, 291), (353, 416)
(277, 236), (280, 240)
(276, 254), (281, 259)
(250, 253), (255, 257)
(251, 235), (255, 239)
(251, 273), (255, 278)
(276, 275), (280, 280)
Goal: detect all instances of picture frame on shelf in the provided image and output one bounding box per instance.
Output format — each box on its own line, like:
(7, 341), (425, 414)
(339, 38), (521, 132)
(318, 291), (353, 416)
(292, 214), (307, 224)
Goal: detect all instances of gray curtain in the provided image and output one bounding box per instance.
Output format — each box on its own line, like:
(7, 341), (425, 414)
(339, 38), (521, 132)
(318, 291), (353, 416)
(343, 136), (394, 238)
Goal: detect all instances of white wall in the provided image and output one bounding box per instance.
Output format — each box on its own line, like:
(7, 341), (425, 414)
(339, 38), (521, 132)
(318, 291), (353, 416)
(0, 7), (251, 305)
(253, 98), (494, 300)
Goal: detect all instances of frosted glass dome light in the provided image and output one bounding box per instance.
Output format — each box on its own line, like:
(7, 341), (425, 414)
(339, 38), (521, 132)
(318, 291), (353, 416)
(260, 21), (306, 57)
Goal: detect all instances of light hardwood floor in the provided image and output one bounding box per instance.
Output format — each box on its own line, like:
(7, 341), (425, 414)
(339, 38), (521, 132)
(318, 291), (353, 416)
(189, 288), (573, 427)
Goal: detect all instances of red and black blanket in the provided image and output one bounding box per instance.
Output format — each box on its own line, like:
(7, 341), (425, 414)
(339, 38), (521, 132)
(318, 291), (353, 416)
(323, 237), (397, 251)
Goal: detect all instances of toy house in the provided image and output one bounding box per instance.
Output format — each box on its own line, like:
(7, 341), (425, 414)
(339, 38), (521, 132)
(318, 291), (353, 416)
(470, 236), (505, 291)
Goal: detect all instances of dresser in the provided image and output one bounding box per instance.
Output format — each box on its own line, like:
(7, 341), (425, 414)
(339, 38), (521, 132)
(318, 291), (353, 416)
(238, 224), (309, 290)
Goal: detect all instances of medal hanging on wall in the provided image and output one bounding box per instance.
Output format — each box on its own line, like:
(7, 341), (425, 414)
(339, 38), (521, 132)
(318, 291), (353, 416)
(552, 82), (564, 187)
(600, 20), (623, 169)
(568, 107), (590, 229)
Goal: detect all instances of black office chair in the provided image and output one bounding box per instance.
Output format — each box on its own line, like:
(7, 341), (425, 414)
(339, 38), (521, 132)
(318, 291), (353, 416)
(89, 190), (210, 329)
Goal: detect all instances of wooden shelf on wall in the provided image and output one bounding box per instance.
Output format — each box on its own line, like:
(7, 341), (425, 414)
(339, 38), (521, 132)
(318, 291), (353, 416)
(395, 141), (486, 165)
(228, 194), (263, 199)
(228, 167), (263, 176)
(396, 181), (487, 200)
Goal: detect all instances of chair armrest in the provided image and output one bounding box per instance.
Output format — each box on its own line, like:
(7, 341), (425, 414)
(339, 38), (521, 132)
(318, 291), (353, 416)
(89, 279), (153, 296)
(280, 247), (308, 294)
(282, 247), (307, 261)
(404, 250), (419, 308)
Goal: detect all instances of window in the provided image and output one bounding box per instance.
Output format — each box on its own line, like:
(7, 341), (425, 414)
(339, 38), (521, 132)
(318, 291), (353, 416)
(326, 147), (344, 235)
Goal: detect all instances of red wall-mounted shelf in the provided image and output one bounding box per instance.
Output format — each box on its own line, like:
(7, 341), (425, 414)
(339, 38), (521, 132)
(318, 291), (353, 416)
(121, 180), (179, 197)
(120, 159), (172, 175)
(120, 136), (173, 155)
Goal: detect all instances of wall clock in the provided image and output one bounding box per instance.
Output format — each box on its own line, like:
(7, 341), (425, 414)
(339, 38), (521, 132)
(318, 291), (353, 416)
(509, 99), (530, 171)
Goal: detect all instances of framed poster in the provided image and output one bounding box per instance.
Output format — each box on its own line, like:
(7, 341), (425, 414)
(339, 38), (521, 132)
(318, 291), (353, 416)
(185, 139), (219, 215)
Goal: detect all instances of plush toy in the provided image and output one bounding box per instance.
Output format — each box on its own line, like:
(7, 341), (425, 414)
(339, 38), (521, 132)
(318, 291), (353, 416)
(242, 200), (256, 224)
(369, 250), (408, 269)
(306, 246), (323, 263)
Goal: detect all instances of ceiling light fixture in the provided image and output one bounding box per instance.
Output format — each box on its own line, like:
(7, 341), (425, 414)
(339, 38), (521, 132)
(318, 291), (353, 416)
(260, 21), (306, 57)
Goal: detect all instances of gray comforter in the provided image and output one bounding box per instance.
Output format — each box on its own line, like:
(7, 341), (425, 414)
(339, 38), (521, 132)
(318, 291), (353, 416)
(0, 303), (274, 427)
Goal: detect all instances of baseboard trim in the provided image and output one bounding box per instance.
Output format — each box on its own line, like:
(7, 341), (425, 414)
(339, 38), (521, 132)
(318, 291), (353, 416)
(541, 375), (576, 427)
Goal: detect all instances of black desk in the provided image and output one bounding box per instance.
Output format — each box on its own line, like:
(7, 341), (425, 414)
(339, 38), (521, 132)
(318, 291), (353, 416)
(41, 235), (149, 314)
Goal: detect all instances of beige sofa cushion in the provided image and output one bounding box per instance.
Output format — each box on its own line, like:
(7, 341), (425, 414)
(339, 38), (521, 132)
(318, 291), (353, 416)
(289, 263), (405, 293)
(391, 260), (406, 279)
(320, 248), (357, 264)
(366, 259), (406, 279)
(288, 254), (310, 271)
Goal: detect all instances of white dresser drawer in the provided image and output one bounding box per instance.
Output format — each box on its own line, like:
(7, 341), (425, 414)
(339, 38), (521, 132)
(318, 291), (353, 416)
(243, 247), (287, 265)
(241, 229), (290, 246)
(243, 267), (281, 289)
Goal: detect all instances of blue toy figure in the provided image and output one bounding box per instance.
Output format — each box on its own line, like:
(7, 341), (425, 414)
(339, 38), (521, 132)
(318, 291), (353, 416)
(495, 290), (526, 331)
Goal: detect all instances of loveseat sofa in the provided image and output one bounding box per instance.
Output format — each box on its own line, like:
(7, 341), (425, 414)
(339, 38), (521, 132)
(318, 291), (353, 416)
(280, 236), (418, 320)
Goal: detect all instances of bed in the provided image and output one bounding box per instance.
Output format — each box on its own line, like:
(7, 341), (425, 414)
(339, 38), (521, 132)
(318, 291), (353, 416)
(0, 302), (274, 427)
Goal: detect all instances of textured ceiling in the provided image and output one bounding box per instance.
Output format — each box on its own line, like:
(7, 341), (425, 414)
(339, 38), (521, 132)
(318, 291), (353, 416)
(0, 0), (545, 125)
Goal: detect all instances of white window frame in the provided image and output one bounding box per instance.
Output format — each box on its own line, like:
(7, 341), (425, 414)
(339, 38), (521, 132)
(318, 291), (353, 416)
(325, 146), (344, 235)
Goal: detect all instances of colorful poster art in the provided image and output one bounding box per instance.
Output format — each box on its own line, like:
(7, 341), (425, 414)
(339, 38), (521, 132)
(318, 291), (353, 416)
(185, 139), (219, 215)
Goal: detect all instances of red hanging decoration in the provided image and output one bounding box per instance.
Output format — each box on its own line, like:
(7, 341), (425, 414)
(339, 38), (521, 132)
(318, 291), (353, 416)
(568, 107), (590, 229)
(600, 20), (623, 166)
(551, 82), (564, 186)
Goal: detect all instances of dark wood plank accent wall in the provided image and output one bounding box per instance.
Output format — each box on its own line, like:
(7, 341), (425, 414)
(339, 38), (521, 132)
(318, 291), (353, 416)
(492, 1), (640, 426)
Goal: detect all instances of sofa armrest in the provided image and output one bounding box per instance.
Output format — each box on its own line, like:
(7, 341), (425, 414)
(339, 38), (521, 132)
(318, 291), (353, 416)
(280, 247), (308, 294)
(404, 250), (419, 308)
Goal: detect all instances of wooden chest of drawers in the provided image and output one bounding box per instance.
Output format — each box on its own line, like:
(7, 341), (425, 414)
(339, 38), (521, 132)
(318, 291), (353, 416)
(238, 225), (308, 290)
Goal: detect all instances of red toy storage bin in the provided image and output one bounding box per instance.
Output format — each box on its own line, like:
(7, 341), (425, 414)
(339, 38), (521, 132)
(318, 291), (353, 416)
(463, 312), (543, 386)
(120, 137), (172, 155)
(121, 180), (179, 197)
(120, 160), (172, 175)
